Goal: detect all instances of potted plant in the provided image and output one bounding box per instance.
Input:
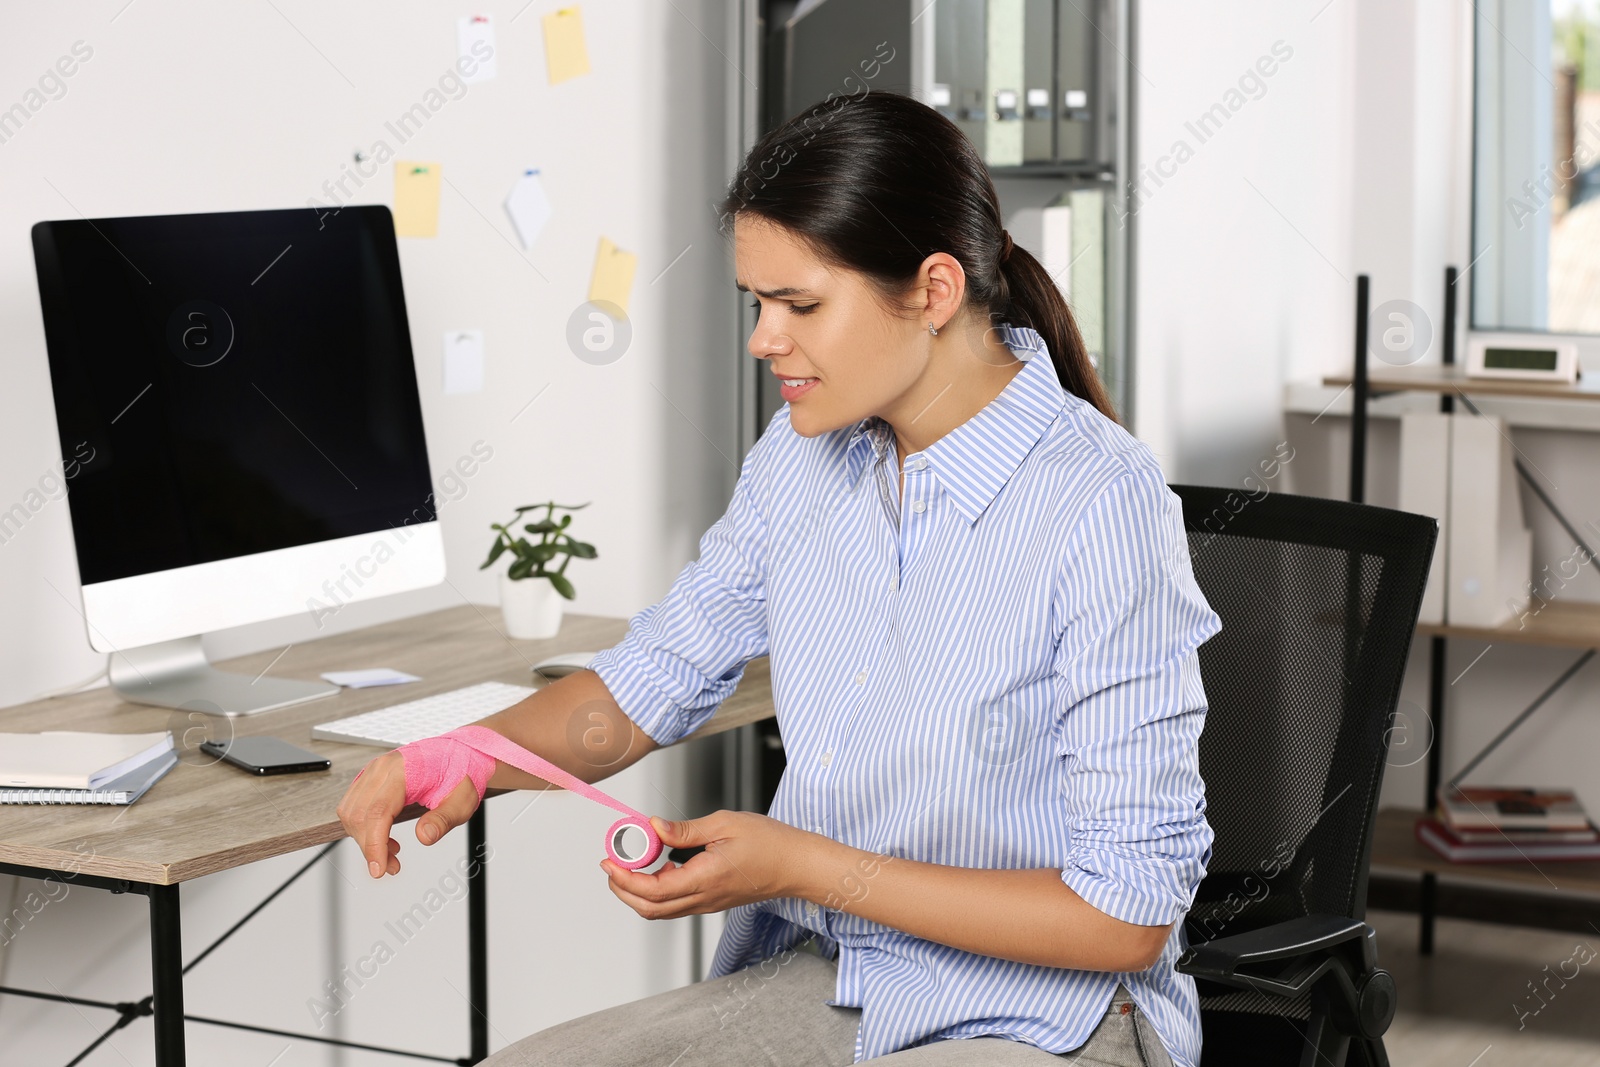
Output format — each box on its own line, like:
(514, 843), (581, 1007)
(482, 501), (598, 639)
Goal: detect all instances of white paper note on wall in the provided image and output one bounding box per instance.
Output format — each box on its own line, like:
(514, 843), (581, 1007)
(444, 330), (485, 394)
(457, 15), (497, 83)
(504, 169), (552, 249)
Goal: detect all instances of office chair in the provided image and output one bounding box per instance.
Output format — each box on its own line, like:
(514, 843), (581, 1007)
(1169, 485), (1437, 1067)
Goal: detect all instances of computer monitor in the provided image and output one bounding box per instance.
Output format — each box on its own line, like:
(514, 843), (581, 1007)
(31, 205), (446, 716)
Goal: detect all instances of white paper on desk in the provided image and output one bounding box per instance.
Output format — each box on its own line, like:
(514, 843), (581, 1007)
(443, 330), (485, 395)
(321, 669), (422, 689)
(457, 14), (497, 83)
(504, 169), (552, 249)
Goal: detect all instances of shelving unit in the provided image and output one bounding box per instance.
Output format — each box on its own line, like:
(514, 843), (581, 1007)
(1328, 277), (1600, 951)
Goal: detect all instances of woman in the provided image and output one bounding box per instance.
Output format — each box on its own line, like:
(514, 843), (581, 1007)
(337, 90), (1220, 1067)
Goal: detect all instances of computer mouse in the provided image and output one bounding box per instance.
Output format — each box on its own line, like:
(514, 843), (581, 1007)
(530, 651), (598, 680)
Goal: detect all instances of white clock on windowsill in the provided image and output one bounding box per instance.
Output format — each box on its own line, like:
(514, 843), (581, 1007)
(1466, 331), (1582, 383)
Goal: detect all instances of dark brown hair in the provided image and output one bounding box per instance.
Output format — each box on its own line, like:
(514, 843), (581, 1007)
(720, 89), (1115, 422)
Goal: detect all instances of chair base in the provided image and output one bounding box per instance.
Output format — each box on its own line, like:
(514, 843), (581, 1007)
(1201, 1010), (1311, 1066)
(1201, 1008), (1389, 1067)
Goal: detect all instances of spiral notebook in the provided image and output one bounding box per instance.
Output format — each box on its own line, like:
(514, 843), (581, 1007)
(0, 749), (178, 805)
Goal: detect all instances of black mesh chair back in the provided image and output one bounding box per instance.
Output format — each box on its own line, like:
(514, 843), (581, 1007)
(1170, 485), (1437, 1067)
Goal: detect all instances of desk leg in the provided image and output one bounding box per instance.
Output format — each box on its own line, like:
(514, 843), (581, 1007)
(469, 806), (489, 1063)
(149, 883), (186, 1067)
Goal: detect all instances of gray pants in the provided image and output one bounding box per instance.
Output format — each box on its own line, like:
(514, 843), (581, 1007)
(481, 947), (1175, 1066)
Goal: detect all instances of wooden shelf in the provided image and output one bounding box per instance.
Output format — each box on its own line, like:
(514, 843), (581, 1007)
(1372, 807), (1600, 895)
(1416, 598), (1600, 650)
(1323, 364), (1600, 402)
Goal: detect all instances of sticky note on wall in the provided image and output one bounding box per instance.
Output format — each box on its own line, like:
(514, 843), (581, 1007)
(542, 7), (591, 84)
(588, 236), (637, 316)
(394, 162), (442, 237)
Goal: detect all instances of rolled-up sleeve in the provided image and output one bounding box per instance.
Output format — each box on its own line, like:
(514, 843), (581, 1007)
(1050, 468), (1222, 928)
(587, 423), (775, 747)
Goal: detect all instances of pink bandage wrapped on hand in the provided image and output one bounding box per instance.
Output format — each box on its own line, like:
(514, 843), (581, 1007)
(395, 727), (498, 809)
(357, 724), (662, 870)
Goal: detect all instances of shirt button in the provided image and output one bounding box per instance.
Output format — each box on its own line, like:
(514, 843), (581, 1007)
(911, 499), (926, 513)
(820, 751), (833, 766)
(805, 902), (819, 917)
(854, 670), (867, 685)
(914, 456), (928, 471)
(889, 573), (898, 591)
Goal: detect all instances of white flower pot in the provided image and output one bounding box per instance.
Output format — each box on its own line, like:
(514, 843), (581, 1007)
(499, 573), (564, 640)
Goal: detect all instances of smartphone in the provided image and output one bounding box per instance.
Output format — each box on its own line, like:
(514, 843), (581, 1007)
(200, 736), (332, 775)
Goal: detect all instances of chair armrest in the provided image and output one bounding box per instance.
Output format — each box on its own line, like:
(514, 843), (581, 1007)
(1178, 914), (1376, 981)
(1178, 914), (1395, 1042)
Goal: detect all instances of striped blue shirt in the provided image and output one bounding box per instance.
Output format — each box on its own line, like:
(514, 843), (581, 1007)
(587, 324), (1222, 1065)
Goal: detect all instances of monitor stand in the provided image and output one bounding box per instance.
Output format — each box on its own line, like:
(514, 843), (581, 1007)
(108, 636), (338, 717)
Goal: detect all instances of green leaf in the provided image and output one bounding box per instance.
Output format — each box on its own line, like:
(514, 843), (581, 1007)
(494, 502), (596, 577)
(479, 539), (508, 570)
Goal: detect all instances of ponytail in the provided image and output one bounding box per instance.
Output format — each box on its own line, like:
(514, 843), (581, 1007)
(721, 89), (1116, 424)
(997, 245), (1116, 421)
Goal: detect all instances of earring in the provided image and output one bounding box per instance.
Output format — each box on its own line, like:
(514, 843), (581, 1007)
(928, 321), (939, 337)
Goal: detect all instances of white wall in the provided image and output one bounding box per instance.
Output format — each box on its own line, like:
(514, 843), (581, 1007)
(0, 1), (740, 1062)
(1133, 0), (1471, 478)
(1136, 1), (1600, 857)
(1131, 0), (1359, 483)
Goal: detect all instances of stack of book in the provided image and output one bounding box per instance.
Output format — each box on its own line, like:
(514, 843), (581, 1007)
(0, 730), (177, 806)
(1416, 786), (1600, 862)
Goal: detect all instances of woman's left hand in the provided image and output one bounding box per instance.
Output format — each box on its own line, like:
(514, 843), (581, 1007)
(600, 811), (822, 919)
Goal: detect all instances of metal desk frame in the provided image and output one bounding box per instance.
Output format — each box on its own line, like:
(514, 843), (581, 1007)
(0, 807), (492, 1067)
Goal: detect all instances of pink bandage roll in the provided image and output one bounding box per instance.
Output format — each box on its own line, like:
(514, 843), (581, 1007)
(390, 725), (662, 871)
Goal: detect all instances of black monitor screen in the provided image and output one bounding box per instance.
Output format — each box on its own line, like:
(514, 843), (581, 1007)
(32, 205), (435, 586)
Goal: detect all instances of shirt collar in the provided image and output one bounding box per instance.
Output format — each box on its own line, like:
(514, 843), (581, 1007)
(844, 324), (1067, 526)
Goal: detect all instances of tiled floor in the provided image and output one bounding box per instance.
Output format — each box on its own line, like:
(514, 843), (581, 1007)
(1366, 908), (1600, 1066)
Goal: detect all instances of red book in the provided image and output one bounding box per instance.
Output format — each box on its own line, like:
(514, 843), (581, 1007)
(1442, 822), (1599, 845)
(1416, 817), (1600, 863)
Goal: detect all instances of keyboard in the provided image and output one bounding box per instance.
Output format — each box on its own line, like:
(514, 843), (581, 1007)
(311, 681), (535, 748)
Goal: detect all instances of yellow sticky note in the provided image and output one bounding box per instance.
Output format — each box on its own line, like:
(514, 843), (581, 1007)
(542, 7), (591, 84)
(588, 236), (637, 316)
(394, 161), (441, 237)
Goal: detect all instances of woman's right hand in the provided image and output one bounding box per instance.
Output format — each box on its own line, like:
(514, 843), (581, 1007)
(336, 749), (482, 879)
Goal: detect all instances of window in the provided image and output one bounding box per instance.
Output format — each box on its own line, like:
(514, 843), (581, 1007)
(1473, 0), (1600, 334)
